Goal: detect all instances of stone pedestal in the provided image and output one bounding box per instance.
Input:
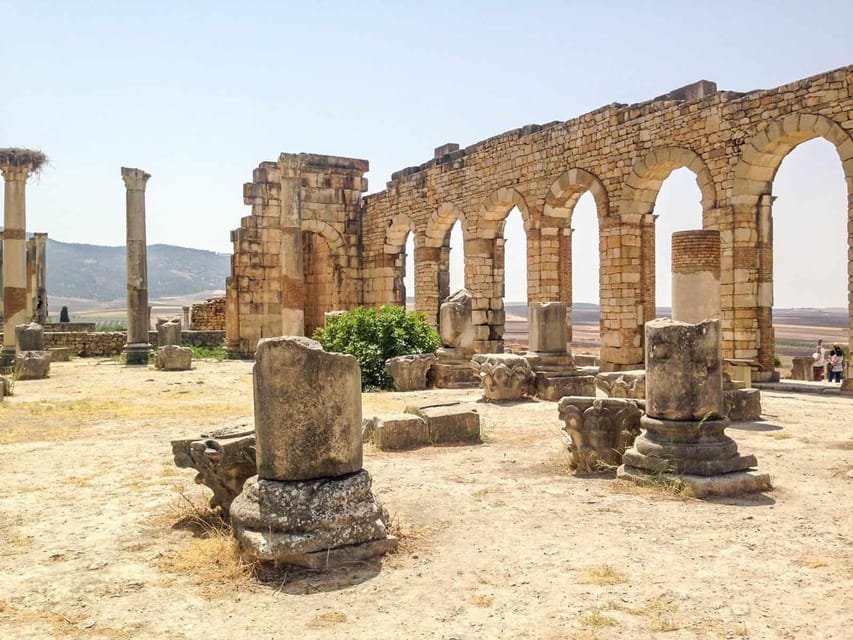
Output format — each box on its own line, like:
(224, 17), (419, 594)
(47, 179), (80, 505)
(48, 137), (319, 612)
(618, 318), (770, 497)
(471, 353), (534, 401)
(158, 319), (181, 347)
(14, 350), (51, 380)
(525, 302), (591, 401)
(559, 397), (642, 472)
(790, 356), (814, 381)
(121, 167), (153, 365)
(230, 337), (396, 569)
(385, 353), (436, 391)
(16, 322), (44, 351)
(432, 347), (479, 388)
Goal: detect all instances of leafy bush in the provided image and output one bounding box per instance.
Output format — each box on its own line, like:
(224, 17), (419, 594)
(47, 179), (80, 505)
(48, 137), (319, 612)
(313, 305), (440, 390)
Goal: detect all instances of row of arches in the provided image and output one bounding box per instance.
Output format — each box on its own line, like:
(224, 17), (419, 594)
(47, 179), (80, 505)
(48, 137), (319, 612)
(371, 113), (853, 368)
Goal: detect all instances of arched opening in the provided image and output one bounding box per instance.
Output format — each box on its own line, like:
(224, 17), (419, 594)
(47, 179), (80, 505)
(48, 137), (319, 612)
(732, 114), (853, 372)
(652, 167), (705, 314)
(448, 219), (465, 295)
(403, 231), (415, 309)
(768, 138), (847, 375)
(302, 231), (336, 337)
(571, 191), (600, 355)
(502, 206), (528, 352)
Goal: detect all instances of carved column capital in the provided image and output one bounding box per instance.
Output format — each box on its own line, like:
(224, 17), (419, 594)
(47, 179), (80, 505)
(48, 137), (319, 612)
(0, 164), (32, 182)
(121, 167), (151, 191)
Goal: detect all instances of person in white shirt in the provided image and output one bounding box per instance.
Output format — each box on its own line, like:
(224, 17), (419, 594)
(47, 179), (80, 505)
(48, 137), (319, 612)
(812, 339), (826, 381)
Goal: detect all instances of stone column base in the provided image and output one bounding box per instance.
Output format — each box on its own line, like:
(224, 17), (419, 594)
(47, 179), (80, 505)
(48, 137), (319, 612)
(616, 465), (772, 498)
(230, 470), (397, 570)
(0, 346), (17, 368)
(123, 343), (152, 365)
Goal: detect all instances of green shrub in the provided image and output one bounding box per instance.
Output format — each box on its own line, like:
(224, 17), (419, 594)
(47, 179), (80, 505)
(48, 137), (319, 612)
(313, 305), (440, 390)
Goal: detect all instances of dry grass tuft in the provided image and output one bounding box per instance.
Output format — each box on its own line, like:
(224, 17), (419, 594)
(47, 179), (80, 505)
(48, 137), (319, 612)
(767, 432), (793, 440)
(637, 594), (682, 632)
(795, 555), (829, 568)
(386, 516), (449, 556)
(610, 477), (695, 500)
(578, 609), (617, 628)
(307, 611), (348, 628)
(469, 594), (494, 607)
(579, 564), (627, 586)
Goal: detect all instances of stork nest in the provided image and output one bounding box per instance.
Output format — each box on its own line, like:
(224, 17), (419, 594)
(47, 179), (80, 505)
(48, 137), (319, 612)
(0, 148), (48, 172)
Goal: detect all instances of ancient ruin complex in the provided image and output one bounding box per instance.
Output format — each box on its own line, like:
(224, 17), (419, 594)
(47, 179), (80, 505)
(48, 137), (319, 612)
(227, 65), (853, 376)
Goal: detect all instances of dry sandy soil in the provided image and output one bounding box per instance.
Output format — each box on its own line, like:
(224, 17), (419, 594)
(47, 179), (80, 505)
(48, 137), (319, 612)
(1, 359), (852, 639)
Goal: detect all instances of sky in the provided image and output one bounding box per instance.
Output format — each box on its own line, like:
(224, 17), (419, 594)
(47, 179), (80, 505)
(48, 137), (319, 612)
(2, 1), (851, 307)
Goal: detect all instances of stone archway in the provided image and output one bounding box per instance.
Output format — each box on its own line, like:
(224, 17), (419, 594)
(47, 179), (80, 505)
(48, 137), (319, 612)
(731, 114), (853, 371)
(542, 168), (610, 343)
(473, 187), (531, 353)
(301, 220), (347, 337)
(419, 203), (468, 328)
(383, 213), (416, 306)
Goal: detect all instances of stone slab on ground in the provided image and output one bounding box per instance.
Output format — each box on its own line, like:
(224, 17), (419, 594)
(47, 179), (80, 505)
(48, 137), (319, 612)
(374, 414), (429, 451)
(405, 402), (481, 445)
(616, 465), (772, 498)
(155, 345), (193, 371)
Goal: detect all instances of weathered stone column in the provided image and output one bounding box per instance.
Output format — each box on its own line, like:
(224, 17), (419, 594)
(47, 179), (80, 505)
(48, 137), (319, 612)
(33, 232), (48, 323)
(121, 167), (152, 365)
(278, 156), (305, 336)
(1, 162), (35, 364)
(671, 230), (721, 323)
(182, 305), (190, 328)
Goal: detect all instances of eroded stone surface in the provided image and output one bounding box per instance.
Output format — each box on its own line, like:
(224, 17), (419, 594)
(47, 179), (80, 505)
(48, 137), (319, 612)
(405, 402), (481, 445)
(16, 322), (44, 351)
(645, 318), (724, 421)
(385, 353), (436, 391)
(230, 470), (396, 568)
(158, 319), (182, 347)
(171, 423), (256, 516)
(559, 397), (642, 471)
(471, 353), (533, 401)
(14, 350), (50, 380)
(155, 345), (192, 371)
(374, 414), (429, 451)
(595, 370), (646, 399)
(439, 289), (473, 349)
(253, 336), (361, 481)
(432, 347), (479, 389)
(528, 302), (568, 354)
(724, 388), (762, 423)
(534, 373), (595, 401)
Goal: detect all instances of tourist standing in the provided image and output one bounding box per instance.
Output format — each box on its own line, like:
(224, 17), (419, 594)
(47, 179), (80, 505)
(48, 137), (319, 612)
(812, 339), (826, 381)
(828, 344), (844, 383)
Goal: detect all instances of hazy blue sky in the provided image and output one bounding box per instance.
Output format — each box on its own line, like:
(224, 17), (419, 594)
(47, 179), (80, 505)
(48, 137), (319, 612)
(2, 1), (851, 307)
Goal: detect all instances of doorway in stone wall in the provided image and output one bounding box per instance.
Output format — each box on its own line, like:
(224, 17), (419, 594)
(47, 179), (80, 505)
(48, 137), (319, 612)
(302, 231), (337, 337)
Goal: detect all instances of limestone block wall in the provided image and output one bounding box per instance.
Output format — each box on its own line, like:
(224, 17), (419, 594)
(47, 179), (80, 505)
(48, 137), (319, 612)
(360, 65), (853, 368)
(0, 330), (226, 357)
(229, 66), (853, 369)
(190, 296), (225, 331)
(227, 154), (367, 356)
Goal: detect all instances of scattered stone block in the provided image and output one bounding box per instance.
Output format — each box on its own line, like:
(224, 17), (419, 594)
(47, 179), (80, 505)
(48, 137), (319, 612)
(725, 388), (762, 422)
(559, 397), (642, 471)
(790, 357), (814, 381)
(49, 347), (72, 362)
(171, 423), (256, 516)
(439, 289), (473, 349)
(406, 402), (481, 445)
(374, 414), (429, 450)
(528, 302), (568, 353)
(534, 373), (595, 401)
(595, 370), (645, 399)
(385, 353), (436, 391)
(14, 350), (50, 380)
(155, 345), (193, 371)
(471, 353), (534, 401)
(16, 322), (45, 351)
(431, 347), (479, 389)
(158, 319), (182, 347)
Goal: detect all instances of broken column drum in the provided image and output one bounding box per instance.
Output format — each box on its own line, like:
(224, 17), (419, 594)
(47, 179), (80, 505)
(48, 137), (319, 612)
(432, 289), (479, 388)
(617, 318), (771, 497)
(230, 336), (396, 569)
(671, 230), (721, 324)
(121, 167), (153, 365)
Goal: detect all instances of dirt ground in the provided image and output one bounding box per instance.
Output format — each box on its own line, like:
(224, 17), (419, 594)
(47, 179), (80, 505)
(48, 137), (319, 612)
(1, 359), (852, 640)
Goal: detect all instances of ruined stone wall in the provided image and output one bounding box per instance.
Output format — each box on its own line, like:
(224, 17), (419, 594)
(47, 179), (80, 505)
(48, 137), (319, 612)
(190, 296), (225, 331)
(0, 330), (226, 357)
(229, 66), (853, 369)
(360, 65), (853, 368)
(227, 154), (367, 357)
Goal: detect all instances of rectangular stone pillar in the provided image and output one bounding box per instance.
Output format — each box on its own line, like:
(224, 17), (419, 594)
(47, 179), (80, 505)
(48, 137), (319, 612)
(1, 164), (32, 364)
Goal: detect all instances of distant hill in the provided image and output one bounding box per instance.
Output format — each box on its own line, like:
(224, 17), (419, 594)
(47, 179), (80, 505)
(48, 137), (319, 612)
(43, 239), (230, 302)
